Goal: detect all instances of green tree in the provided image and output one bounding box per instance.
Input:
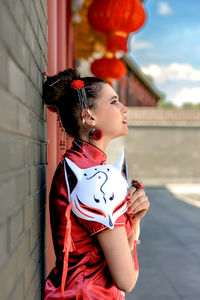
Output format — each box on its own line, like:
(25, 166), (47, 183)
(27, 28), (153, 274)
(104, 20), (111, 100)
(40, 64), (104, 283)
(182, 102), (200, 109)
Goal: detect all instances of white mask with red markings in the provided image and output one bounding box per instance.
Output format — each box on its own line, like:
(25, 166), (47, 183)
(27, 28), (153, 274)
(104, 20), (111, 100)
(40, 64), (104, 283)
(64, 151), (129, 229)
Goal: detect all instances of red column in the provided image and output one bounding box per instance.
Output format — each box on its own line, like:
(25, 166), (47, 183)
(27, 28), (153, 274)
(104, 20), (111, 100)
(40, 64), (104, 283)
(57, 0), (67, 164)
(46, 0), (58, 276)
(66, 0), (74, 68)
(46, 0), (74, 277)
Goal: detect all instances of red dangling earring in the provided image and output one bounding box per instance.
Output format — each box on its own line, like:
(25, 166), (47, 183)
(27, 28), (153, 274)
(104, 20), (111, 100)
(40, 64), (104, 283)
(89, 128), (102, 141)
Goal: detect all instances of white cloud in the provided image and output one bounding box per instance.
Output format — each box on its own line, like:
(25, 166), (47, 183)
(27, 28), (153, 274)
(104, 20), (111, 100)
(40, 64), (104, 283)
(128, 36), (153, 51)
(141, 63), (200, 84)
(132, 41), (153, 50)
(173, 87), (200, 107)
(157, 2), (173, 15)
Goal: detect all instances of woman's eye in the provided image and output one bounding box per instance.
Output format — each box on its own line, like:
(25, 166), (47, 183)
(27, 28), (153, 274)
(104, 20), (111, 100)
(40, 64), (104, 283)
(111, 100), (118, 104)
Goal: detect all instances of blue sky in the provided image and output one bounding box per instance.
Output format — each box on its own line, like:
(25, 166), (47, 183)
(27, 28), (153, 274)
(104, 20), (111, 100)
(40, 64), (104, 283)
(127, 0), (200, 106)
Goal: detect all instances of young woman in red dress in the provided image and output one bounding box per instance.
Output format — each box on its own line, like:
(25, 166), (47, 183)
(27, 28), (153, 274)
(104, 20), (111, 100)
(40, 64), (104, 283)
(42, 69), (149, 299)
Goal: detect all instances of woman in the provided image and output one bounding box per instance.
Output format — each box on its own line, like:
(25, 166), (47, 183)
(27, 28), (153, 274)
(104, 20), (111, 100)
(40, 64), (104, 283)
(43, 68), (149, 299)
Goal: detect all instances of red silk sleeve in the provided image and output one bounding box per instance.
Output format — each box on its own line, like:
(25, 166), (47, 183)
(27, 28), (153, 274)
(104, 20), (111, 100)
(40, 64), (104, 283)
(77, 213), (131, 236)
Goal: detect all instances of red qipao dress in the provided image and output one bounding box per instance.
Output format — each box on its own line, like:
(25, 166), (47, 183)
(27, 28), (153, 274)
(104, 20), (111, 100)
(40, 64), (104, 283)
(44, 140), (132, 300)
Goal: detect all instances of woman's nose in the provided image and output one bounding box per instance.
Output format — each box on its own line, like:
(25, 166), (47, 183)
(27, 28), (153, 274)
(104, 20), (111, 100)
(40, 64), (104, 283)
(121, 103), (128, 113)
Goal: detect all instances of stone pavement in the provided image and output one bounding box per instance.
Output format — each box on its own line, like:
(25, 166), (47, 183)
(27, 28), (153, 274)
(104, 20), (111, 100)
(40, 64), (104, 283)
(126, 186), (200, 300)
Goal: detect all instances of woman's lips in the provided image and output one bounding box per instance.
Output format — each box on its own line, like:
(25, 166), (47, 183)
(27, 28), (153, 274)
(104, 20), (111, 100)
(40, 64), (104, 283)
(122, 118), (127, 124)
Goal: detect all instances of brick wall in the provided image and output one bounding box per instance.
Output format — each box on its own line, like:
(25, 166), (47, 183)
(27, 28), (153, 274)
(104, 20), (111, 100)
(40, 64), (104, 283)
(0, 1), (47, 299)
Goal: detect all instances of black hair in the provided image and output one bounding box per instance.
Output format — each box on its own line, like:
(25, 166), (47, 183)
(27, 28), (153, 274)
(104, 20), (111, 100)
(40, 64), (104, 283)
(42, 68), (107, 138)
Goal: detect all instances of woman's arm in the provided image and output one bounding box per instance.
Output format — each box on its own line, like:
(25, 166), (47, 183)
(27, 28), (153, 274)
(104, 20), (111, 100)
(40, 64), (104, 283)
(97, 185), (149, 293)
(97, 226), (139, 293)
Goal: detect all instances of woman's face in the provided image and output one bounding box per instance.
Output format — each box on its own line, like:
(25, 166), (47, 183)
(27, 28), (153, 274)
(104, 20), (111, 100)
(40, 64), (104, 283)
(91, 83), (128, 140)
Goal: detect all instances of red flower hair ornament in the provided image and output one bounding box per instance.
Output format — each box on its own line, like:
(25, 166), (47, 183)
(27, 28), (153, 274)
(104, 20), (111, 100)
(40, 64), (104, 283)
(70, 80), (85, 90)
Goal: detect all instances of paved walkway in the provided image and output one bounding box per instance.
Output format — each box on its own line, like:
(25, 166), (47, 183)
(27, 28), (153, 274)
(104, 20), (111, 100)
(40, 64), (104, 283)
(126, 186), (200, 300)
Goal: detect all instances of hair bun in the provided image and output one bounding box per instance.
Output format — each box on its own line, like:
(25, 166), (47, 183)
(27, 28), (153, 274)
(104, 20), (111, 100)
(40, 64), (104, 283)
(42, 68), (80, 107)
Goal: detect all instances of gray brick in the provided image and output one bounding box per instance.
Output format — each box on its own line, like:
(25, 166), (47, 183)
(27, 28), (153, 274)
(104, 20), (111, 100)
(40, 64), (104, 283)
(29, 55), (39, 88)
(17, 102), (31, 136)
(29, 166), (39, 196)
(24, 238), (41, 294)
(38, 23), (46, 60)
(18, 38), (31, 76)
(9, 207), (24, 251)
(0, 233), (29, 299)
(33, 0), (47, 40)
(41, 0), (47, 21)
(29, 166), (46, 196)
(24, 197), (34, 231)
(34, 38), (43, 72)
(33, 190), (45, 220)
(0, 89), (18, 132)
(0, 221), (8, 267)
(0, 175), (16, 221)
(21, 0), (31, 16)
(30, 113), (47, 141)
(0, 3), (30, 75)
(25, 265), (41, 300)
(0, 133), (42, 175)
(24, 140), (34, 168)
(33, 0), (42, 23)
(0, 133), (30, 174)
(9, 274), (24, 300)
(30, 0), (39, 38)
(36, 142), (47, 165)
(42, 142), (48, 164)
(25, 78), (43, 118)
(8, 57), (26, 103)
(0, 132), (11, 174)
(16, 170), (29, 203)
(9, 137), (26, 170)
(0, 42), (9, 90)
(37, 69), (44, 95)
(0, 3), (14, 47)
(29, 216), (41, 254)
(41, 52), (48, 76)
(5, 0), (25, 35)
(24, 14), (35, 55)
(33, 142), (41, 165)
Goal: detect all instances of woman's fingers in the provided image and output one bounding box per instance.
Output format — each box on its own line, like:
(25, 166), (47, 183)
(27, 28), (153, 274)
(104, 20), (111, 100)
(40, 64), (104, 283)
(125, 181), (149, 220)
(127, 194), (145, 213)
(126, 190), (150, 220)
(126, 186), (137, 199)
(127, 195), (149, 214)
(126, 189), (145, 206)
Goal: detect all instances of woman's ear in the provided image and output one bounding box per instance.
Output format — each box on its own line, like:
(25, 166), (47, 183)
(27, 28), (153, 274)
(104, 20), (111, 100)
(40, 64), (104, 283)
(80, 108), (95, 125)
(85, 110), (96, 127)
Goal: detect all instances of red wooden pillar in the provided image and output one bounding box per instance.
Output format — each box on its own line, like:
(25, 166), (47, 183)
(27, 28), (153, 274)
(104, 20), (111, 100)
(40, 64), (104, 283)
(46, 0), (74, 277)
(46, 0), (58, 276)
(57, 0), (67, 164)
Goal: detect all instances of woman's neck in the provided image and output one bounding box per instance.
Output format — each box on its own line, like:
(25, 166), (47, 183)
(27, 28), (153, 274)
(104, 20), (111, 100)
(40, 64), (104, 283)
(78, 135), (111, 153)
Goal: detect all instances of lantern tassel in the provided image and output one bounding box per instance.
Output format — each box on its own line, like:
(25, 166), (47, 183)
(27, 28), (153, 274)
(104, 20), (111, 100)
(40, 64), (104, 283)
(130, 217), (140, 271)
(61, 203), (76, 297)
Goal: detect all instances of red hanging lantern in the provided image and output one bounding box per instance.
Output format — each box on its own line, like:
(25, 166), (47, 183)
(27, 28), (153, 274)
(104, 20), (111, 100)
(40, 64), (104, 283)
(88, 0), (146, 52)
(106, 32), (128, 53)
(91, 57), (126, 79)
(88, 0), (146, 34)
